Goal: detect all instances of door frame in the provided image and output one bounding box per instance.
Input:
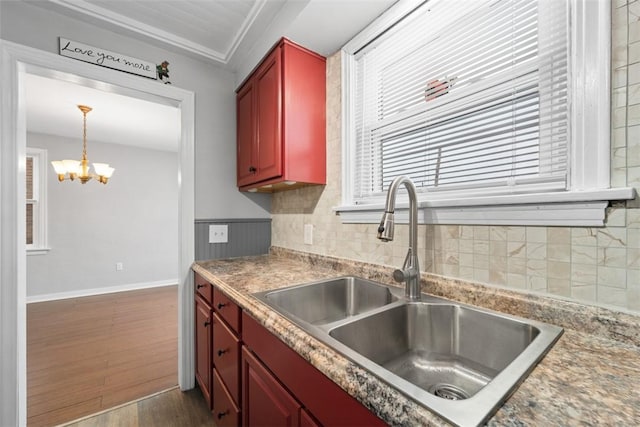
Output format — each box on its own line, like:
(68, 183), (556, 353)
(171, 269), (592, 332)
(0, 40), (195, 426)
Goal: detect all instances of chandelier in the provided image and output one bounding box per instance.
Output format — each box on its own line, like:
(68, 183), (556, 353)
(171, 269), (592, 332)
(51, 105), (115, 184)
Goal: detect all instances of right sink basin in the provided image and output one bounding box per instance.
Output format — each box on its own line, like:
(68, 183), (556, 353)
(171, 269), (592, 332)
(329, 302), (541, 400)
(326, 300), (563, 426)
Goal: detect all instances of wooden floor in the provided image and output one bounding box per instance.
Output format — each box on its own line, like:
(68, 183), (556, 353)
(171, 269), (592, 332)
(61, 387), (213, 427)
(27, 286), (180, 427)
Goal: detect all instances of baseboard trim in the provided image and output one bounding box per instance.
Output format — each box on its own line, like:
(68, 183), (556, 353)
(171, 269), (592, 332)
(26, 279), (179, 303)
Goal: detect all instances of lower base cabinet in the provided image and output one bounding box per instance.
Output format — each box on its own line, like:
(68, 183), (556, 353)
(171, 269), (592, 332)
(194, 274), (385, 426)
(242, 312), (385, 427)
(194, 296), (212, 409)
(242, 347), (314, 426)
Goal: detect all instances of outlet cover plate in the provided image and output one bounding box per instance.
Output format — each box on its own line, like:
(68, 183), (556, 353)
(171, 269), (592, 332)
(304, 224), (313, 245)
(209, 224), (228, 243)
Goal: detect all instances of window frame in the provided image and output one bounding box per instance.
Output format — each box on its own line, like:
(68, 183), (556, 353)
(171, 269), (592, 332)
(337, 0), (635, 227)
(26, 147), (49, 255)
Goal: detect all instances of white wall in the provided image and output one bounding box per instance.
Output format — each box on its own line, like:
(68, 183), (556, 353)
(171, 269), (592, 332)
(27, 132), (179, 298)
(0, 0), (271, 220)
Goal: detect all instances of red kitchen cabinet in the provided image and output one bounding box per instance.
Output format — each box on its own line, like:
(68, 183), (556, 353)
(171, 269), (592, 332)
(194, 273), (243, 418)
(300, 408), (321, 427)
(236, 37), (326, 192)
(242, 312), (386, 427)
(211, 290), (242, 423)
(237, 81), (255, 187)
(193, 272), (384, 426)
(242, 347), (302, 426)
(194, 294), (212, 409)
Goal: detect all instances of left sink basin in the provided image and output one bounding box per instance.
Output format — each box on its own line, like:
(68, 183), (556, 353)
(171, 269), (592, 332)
(253, 276), (399, 325)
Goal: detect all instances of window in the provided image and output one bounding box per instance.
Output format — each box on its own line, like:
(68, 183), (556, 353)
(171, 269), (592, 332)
(26, 148), (49, 254)
(339, 0), (634, 226)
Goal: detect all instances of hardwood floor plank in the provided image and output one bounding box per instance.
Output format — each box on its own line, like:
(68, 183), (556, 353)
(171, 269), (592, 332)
(28, 376), (106, 417)
(28, 358), (108, 388)
(27, 285), (179, 427)
(106, 344), (177, 369)
(100, 375), (178, 409)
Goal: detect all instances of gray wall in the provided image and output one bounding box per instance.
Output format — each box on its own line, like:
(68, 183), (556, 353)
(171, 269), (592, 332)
(0, 0), (271, 220)
(27, 132), (179, 298)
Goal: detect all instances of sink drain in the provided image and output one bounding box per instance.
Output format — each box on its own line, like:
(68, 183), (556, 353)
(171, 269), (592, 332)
(429, 383), (470, 401)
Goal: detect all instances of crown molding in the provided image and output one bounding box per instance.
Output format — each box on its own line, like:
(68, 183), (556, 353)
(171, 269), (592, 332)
(48, 0), (263, 65)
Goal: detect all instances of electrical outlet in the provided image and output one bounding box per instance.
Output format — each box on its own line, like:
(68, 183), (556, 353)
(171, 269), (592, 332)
(209, 224), (229, 243)
(304, 224), (313, 245)
(116, 262), (123, 271)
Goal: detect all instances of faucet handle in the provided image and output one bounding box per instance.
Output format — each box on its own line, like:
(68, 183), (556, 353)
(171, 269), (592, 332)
(393, 269), (407, 283)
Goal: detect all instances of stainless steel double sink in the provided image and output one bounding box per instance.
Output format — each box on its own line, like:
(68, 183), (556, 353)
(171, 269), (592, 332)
(253, 276), (563, 426)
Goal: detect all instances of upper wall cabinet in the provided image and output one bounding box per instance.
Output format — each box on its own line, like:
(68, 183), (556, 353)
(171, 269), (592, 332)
(236, 38), (326, 192)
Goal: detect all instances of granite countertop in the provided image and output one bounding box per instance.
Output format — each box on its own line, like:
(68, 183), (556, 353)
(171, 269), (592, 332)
(192, 248), (640, 426)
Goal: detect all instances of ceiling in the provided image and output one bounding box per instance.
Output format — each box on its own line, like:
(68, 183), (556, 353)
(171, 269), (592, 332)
(25, 0), (397, 151)
(26, 73), (181, 152)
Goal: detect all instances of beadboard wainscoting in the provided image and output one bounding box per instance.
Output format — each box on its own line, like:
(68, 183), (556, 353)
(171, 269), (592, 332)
(195, 218), (271, 261)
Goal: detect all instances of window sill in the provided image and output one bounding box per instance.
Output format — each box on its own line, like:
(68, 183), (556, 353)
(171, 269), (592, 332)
(334, 188), (637, 226)
(27, 248), (51, 256)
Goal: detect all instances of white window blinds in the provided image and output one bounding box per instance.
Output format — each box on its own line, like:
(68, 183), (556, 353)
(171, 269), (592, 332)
(352, 0), (569, 204)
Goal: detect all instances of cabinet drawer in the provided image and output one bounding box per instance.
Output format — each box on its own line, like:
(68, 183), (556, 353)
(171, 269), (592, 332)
(194, 296), (212, 409)
(213, 288), (241, 334)
(213, 312), (241, 405)
(212, 368), (240, 427)
(194, 273), (212, 305)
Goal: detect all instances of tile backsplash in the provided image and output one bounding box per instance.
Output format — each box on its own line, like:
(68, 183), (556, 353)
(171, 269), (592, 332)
(271, 1), (640, 313)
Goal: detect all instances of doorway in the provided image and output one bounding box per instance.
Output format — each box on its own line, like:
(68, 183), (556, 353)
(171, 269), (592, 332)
(0, 40), (195, 426)
(25, 71), (181, 425)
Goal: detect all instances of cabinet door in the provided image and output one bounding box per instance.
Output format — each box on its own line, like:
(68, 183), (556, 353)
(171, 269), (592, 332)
(254, 47), (282, 183)
(300, 408), (321, 427)
(242, 347), (300, 427)
(195, 297), (212, 409)
(237, 81), (256, 187)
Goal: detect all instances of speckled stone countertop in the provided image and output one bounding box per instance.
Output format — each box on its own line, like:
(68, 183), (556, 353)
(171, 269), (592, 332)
(192, 248), (640, 426)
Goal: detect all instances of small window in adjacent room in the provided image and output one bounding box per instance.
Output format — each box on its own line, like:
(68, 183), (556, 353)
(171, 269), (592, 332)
(26, 148), (49, 254)
(338, 0), (635, 226)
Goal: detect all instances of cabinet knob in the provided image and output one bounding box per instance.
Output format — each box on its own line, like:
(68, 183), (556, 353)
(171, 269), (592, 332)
(196, 284), (205, 289)
(217, 410), (229, 419)
(217, 303), (227, 310)
(204, 319), (211, 327)
(248, 166), (256, 173)
(217, 349), (227, 357)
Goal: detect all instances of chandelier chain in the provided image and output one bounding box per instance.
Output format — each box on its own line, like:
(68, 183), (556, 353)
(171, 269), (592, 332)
(82, 109), (87, 160)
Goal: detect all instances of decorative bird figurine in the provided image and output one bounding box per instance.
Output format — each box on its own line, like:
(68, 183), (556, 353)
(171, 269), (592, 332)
(157, 60), (171, 84)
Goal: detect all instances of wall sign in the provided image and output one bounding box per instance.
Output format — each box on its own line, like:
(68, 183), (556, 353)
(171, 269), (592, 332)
(59, 38), (157, 79)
